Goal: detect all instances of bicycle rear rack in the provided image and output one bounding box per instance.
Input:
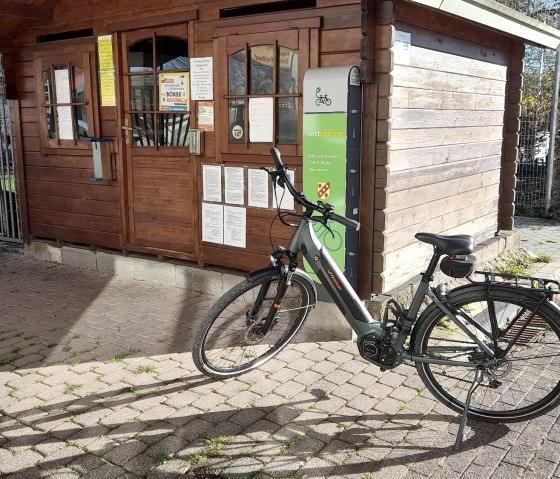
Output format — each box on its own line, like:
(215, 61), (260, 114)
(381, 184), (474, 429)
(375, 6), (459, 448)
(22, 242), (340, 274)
(470, 271), (560, 296)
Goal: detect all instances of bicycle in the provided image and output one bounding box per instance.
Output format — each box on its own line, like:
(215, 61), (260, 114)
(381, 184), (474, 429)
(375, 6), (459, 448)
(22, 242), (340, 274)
(192, 147), (560, 448)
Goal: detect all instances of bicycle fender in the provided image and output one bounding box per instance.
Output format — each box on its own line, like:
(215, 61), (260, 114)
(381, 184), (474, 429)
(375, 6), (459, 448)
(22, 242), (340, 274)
(247, 266), (281, 283)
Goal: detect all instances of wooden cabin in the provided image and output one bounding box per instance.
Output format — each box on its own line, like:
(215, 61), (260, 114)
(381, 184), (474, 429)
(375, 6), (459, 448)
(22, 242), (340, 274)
(1, 0), (559, 298)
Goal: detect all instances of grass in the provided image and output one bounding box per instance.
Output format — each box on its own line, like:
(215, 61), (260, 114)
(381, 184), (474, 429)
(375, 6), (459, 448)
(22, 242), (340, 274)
(136, 364), (156, 374)
(65, 383), (82, 394)
(154, 452), (172, 465)
(107, 348), (139, 363)
(0, 357), (12, 366)
(280, 434), (304, 454)
(183, 436), (234, 467)
(495, 250), (553, 276)
(62, 344), (72, 353)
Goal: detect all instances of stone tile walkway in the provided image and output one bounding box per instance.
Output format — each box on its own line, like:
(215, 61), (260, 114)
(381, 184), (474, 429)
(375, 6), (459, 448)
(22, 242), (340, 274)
(1, 218), (560, 478)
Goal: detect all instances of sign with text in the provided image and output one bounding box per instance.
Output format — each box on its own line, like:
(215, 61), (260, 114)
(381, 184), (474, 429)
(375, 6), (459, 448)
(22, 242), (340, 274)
(159, 72), (190, 111)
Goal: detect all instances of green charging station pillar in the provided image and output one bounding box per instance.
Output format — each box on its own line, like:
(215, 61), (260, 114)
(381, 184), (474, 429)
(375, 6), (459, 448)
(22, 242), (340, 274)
(303, 65), (362, 294)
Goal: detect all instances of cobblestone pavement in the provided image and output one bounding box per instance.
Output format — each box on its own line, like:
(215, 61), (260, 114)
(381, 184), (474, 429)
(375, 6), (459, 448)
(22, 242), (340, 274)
(1, 220), (560, 479)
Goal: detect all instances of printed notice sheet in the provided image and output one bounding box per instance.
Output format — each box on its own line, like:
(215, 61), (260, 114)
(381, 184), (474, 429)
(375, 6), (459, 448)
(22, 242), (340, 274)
(394, 31), (411, 65)
(224, 167), (244, 205)
(248, 168), (269, 208)
(202, 164), (222, 202)
(224, 206), (246, 248)
(202, 202), (224, 244)
(248, 97), (273, 143)
(274, 170), (295, 211)
(190, 57), (213, 100)
(54, 69), (73, 140)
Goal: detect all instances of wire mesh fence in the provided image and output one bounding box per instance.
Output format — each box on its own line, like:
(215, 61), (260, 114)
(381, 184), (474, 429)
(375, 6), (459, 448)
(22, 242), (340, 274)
(515, 44), (557, 217)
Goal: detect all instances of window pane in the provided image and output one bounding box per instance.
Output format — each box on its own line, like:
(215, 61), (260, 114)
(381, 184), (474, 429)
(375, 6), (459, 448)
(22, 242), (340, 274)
(132, 112), (155, 146)
(229, 50), (245, 95)
(250, 45), (273, 94)
(276, 97), (297, 144)
(158, 113), (190, 146)
(156, 37), (189, 70)
(74, 105), (88, 139)
(43, 68), (56, 139)
(72, 66), (86, 103)
(278, 47), (298, 94)
(130, 75), (155, 110)
(229, 99), (245, 143)
(129, 39), (154, 72)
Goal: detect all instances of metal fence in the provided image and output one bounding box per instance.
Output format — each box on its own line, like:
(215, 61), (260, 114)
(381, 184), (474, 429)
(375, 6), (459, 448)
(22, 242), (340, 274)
(0, 53), (21, 243)
(515, 44), (557, 216)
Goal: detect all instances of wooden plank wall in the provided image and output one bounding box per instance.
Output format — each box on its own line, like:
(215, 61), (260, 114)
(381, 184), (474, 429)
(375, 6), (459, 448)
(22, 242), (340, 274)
(380, 18), (509, 291)
(8, 0), (364, 273)
(14, 44), (122, 249)
(191, 0), (362, 272)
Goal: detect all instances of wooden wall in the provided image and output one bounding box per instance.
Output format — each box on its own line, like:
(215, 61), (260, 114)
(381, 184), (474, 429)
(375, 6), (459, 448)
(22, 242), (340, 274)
(8, 0), (364, 273)
(6, 0), (524, 296)
(377, 7), (513, 291)
(13, 42), (122, 250)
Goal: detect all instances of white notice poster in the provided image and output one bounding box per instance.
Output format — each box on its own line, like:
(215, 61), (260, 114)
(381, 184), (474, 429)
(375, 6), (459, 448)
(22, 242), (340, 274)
(248, 169), (269, 208)
(202, 202), (224, 244)
(274, 170), (295, 211)
(394, 31), (411, 65)
(224, 167), (244, 205)
(249, 97), (274, 143)
(224, 206), (246, 248)
(202, 164), (222, 202)
(190, 57), (214, 100)
(54, 69), (73, 140)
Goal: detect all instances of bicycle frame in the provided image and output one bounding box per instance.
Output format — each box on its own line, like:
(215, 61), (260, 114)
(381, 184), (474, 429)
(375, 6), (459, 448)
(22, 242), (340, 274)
(289, 215), (495, 368)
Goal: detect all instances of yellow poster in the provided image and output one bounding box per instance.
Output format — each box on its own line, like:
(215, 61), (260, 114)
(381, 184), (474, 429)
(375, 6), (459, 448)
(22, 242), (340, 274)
(97, 35), (116, 107)
(159, 72), (190, 111)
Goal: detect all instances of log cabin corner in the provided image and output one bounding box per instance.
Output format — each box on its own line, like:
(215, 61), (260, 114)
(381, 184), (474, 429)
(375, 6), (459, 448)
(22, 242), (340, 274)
(1, 0), (560, 312)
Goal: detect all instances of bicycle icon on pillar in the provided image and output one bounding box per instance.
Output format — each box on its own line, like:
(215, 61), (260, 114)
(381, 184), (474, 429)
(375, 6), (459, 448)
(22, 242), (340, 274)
(312, 222), (343, 251)
(315, 87), (332, 107)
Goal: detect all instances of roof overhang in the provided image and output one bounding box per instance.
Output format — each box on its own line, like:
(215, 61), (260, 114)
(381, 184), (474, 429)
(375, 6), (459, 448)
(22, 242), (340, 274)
(407, 0), (560, 50)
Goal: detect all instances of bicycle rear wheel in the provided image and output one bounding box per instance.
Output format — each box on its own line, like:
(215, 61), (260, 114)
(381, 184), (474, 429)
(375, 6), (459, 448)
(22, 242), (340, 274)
(192, 268), (316, 378)
(412, 283), (560, 422)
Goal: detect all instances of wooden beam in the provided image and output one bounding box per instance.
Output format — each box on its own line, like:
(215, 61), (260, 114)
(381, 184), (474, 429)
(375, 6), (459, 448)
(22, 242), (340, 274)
(0, 1), (53, 21)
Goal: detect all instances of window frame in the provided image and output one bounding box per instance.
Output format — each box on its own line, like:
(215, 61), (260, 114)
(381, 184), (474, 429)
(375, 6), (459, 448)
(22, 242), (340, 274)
(33, 42), (99, 152)
(122, 28), (191, 150)
(217, 27), (316, 158)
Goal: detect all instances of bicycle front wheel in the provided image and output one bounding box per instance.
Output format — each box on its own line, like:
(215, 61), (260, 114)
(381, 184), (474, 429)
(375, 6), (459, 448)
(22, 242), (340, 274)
(192, 268), (316, 379)
(413, 283), (560, 422)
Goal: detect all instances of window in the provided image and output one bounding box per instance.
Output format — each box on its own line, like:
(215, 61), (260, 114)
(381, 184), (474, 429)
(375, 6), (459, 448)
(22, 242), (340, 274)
(217, 26), (316, 157)
(34, 44), (97, 150)
(227, 45), (298, 145)
(124, 34), (190, 147)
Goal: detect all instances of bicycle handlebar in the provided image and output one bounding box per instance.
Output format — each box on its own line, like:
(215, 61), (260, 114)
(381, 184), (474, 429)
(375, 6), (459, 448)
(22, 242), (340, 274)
(270, 147), (360, 232)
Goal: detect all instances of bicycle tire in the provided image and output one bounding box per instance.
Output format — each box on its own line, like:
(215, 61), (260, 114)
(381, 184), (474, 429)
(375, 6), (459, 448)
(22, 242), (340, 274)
(412, 283), (560, 422)
(192, 268), (316, 379)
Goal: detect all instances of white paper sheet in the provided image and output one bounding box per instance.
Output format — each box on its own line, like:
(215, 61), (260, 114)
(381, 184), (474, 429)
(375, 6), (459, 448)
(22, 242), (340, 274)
(224, 206), (246, 248)
(190, 57), (214, 100)
(248, 169), (269, 208)
(274, 170), (295, 211)
(54, 69), (74, 140)
(202, 164), (222, 202)
(394, 31), (411, 65)
(249, 97), (273, 143)
(201, 202), (224, 244)
(224, 167), (244, 205)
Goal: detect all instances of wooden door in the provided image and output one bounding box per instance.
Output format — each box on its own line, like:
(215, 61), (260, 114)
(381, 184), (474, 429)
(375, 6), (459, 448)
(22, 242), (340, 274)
(121, 25), (195, 258)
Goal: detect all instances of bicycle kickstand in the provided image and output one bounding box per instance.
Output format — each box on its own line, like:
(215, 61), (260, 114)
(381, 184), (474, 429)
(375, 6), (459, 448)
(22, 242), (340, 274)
(454, 367), (484, 451)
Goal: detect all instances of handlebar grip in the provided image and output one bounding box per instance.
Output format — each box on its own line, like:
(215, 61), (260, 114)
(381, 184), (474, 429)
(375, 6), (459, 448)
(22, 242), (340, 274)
(330, 212), (360, 231)
(270, 147), (284, 170)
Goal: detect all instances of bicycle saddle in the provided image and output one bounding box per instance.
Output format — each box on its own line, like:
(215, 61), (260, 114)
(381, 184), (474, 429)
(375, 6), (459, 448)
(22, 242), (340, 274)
(415, 232), (474, 255)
